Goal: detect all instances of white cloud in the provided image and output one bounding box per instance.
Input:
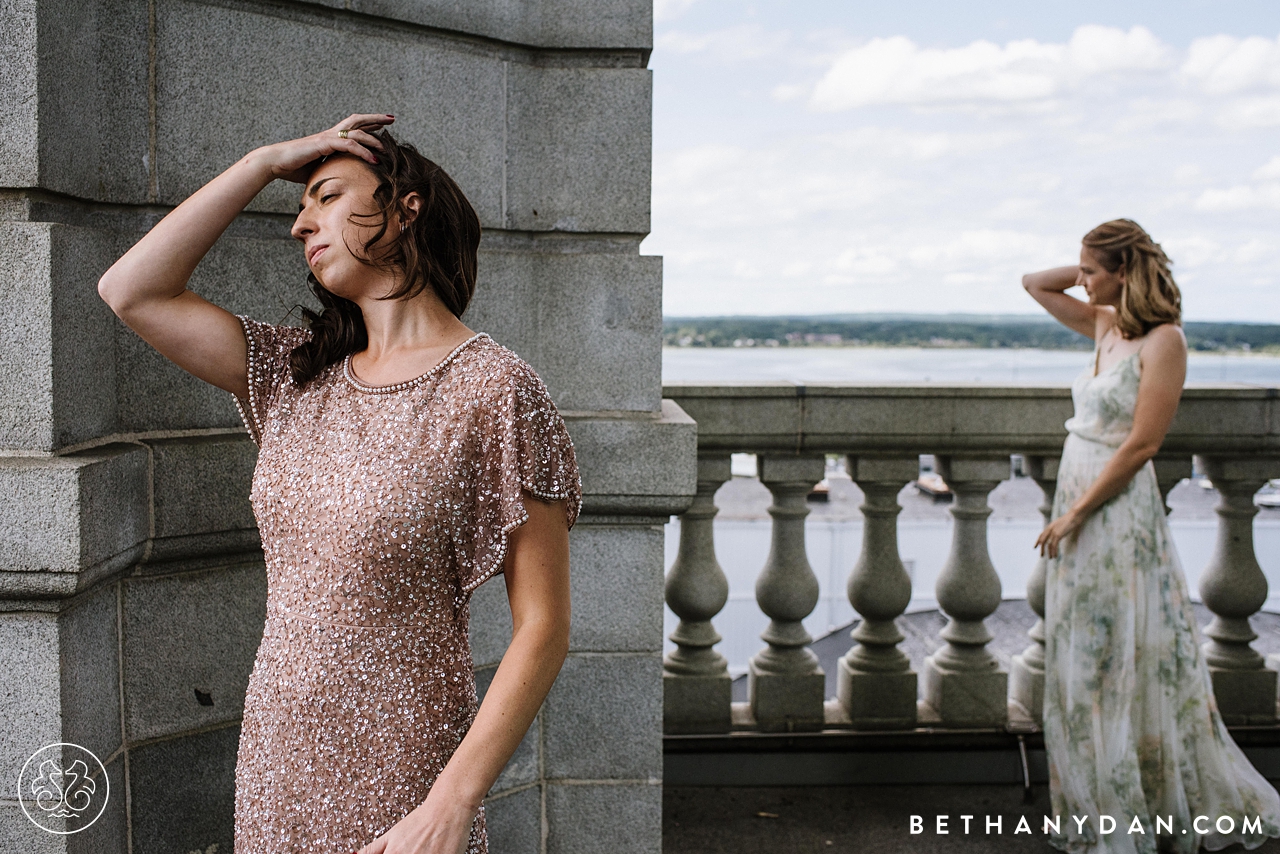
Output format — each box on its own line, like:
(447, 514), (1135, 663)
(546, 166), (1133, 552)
(1234, 239), (1277, 264)
(771, 83), (806, 102)
(1214, 95), (1280, 128)
(810, 26), (1170, 111)
(905, 229), (1061, 268)
(1193, 155), (1280, 211)
(1066, 24), (1170, 75)
(1255, 156), (1280, 180)
(833, 247), (899, 276)
(819, 127), (1016, 161)
(1195, 183), (1280, 211)
(1181, 34), (1280, 94)
(1112, 96), (1201, 132)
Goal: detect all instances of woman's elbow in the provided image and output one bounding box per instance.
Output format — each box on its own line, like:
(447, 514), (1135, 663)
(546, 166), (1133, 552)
(1127, 440), (1163, 466)
(550, 617), (570, 660)
(97, 272), (125, 314)
(1021, 273), (1034, 292)
(518, 612), (570, 660)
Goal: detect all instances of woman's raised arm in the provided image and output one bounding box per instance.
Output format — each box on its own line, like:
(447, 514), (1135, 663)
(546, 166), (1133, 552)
(97, 114), (392, 399)
(1022, 264), (1099, 339)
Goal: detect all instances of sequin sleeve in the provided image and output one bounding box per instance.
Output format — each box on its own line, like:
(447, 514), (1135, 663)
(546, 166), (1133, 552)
(457, 356), (582, 595)
(232, 315), (312, 446)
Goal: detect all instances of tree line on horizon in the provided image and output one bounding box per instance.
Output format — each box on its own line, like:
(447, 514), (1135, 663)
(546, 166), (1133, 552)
(663, 316), (1280, 353)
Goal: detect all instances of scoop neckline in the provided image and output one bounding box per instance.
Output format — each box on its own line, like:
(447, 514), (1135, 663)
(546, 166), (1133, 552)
(1090, 348), (1140, 380)
(342, 333), (489, 394)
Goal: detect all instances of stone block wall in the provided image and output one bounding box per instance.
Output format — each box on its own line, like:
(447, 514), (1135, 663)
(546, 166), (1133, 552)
(0, 2), (695, 851)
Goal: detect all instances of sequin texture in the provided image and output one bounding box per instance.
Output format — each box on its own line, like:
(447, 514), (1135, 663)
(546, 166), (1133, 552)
(230, 316), (581, 854)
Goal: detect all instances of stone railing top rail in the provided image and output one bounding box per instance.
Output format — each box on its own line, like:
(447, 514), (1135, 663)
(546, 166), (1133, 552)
(662, 382), (1280, 456)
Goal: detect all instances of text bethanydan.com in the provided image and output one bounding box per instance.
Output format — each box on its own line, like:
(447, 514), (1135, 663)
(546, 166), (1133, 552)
(910, 814), (1265, 837)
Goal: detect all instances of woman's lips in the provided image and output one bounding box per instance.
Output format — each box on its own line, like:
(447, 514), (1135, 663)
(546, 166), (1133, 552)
(308, 245), (328, 265)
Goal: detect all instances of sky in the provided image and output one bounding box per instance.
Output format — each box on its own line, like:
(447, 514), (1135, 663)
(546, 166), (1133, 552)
(642, 1), (1280, 322)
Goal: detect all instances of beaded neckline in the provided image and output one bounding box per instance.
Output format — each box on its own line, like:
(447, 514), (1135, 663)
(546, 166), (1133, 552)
(342, 333), (489, 394)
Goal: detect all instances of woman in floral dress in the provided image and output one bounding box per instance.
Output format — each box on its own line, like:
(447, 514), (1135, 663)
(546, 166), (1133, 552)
(1025, 218), (1280, 853)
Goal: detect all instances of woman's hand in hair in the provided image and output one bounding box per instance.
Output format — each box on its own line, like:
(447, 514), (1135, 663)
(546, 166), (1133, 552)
(1023, 263), (1099, 339)
(256, 114), (394, 183)
(99, 112), (389, 399)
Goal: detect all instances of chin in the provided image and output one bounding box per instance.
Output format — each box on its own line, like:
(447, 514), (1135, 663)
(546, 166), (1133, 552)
(313, 270), (358, 300)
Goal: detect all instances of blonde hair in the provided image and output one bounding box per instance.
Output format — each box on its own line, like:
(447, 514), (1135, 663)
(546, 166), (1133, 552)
(1082, 219), (1181, 339)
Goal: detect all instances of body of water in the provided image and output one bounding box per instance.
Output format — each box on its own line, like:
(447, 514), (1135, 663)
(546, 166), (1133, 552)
(663, 346), (1280, 385)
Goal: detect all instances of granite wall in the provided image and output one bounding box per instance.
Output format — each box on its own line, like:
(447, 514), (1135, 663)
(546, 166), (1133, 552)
(0, 1), (695, 851)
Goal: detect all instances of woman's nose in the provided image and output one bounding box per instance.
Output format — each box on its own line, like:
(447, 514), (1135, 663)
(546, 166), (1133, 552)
(290, 215), (312, 241)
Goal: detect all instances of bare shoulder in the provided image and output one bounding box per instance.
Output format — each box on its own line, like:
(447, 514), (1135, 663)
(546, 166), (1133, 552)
(1143, 323), (1187, 355)
(1138, 323), (1187, 384)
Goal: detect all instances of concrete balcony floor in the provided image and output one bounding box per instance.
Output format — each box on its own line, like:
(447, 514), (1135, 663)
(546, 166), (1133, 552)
(665, 604), (1280, 852)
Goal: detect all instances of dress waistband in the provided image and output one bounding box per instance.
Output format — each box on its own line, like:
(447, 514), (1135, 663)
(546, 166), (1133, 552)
(265, 601), (441, 631)
(1064, 430), (1123, 450)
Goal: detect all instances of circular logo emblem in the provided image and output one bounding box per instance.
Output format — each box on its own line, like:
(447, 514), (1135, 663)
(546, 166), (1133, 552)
(16, 742), (109, 834)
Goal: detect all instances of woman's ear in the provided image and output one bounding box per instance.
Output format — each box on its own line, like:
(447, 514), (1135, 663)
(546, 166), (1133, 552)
(402, 192), (424, 227)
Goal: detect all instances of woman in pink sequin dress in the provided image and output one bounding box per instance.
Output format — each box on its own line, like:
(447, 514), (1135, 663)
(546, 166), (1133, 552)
(98, 114), (580, 854)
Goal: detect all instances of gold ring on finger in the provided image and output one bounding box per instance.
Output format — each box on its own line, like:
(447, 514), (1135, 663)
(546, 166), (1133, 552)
(338, 130), (349, 139)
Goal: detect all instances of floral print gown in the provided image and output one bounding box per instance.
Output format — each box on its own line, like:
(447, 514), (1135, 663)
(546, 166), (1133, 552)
(1043, 345), (1280, 853)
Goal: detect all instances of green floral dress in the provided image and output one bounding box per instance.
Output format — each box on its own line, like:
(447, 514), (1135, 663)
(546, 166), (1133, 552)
(1044, 346), (1280, 853)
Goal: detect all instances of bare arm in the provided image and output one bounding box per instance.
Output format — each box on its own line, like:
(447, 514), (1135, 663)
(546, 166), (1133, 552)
(371, 494), (571, 854)
(97, 114), (391, 399)
(1036, 324), (1188, 557)
(1022, 265), (1099, 339)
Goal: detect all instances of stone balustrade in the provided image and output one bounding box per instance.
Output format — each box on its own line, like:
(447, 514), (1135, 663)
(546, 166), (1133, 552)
(661, 382), (1280, 734)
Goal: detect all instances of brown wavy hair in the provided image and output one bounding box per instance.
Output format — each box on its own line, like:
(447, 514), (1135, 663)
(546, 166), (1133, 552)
(288, 129), (481, 385)
(1081, 218), (1181, 339)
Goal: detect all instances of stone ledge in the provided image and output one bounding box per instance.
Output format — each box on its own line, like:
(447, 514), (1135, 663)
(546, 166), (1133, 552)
(665, 383), (1280, 455)
(568, 400), (697, 519)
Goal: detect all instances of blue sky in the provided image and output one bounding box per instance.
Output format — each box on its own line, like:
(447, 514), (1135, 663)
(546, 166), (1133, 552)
(643, 1), (1280, 321)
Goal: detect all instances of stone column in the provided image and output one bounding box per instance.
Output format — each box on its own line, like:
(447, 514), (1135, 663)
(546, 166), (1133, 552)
(1152, 455), (1193, 516)
(663, 454), (733, 734)
(1195, 456), (1280, 725)
(921, 456), (1009, 727)
(837, 456), (918, 730)
(1010, 455), (1058, 723)
(748, 454), (827, 732)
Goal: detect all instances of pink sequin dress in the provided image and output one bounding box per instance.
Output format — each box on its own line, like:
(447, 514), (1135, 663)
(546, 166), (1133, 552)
(229, 316), (581, 854)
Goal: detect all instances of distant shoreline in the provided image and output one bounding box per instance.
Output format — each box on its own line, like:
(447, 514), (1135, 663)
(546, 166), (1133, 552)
(663, 314), (1280, 354)
(662, 343), (1280, 356)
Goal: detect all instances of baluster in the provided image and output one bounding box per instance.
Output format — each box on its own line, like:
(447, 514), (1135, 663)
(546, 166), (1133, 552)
(1195, 455), (1280, 726)
(838, 455), (917, 729)
(748, 454), (827, 732)
(1152, 455), (1193, 516)
(663, 454), (733, 733)
(1010, 455), (1057, 723)
(921, 456), (1009, 727)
